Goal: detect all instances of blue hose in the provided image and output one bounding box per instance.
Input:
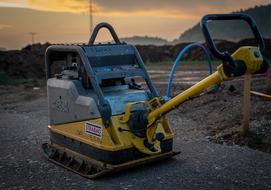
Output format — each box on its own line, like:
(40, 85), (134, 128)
(167, 42), (213, 98)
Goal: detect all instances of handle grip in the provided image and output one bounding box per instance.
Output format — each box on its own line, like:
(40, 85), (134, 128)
(200, 13), (265, 62)
(88, 22), (121, 45)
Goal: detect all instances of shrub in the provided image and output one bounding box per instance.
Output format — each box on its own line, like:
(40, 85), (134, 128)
(0, 72), (15, 85)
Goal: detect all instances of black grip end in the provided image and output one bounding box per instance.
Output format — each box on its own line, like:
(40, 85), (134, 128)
(223, 60), (247, 78)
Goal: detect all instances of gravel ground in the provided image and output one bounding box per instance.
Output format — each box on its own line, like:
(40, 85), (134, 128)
(0, 67), (271, 190)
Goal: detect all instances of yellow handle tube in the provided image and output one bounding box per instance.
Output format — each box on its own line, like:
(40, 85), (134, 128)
(148, 46), (265, 122)
(146, 70), (226, 143)
(148, 70), (224, 123)
(144, 46), (266, 149)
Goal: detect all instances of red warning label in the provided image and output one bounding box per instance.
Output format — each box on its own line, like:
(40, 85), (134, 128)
(85, 122), (103, 140)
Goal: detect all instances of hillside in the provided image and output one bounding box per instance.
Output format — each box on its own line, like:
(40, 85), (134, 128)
(178, 4), (271, 43)
(120, 36), (168, 46)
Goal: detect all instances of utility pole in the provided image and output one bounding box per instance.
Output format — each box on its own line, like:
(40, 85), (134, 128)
(89, 0), (94, 35)
(29, 32), (36, 45)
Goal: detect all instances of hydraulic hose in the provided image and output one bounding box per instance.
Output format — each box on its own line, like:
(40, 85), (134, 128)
(167, 42), (213, 97)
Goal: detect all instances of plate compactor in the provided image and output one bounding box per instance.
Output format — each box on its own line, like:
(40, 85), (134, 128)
(42, 14), (268, 178)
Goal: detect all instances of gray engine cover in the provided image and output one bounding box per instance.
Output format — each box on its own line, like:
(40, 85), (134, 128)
(47, 78), (100, 125)
(103, 86), (149, 115)
(47, 78), (149, 125)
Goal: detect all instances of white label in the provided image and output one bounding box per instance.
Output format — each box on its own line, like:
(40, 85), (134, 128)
(85, 122), (103, 140)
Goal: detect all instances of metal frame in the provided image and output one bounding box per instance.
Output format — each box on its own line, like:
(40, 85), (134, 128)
(88, 22), (121, 45)
(45, 23), (158, 127)
(45, 45), (112, 126)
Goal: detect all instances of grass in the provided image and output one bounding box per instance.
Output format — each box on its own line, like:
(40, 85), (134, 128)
(0, 71), (45, 86)
(0, 72), (16, 85)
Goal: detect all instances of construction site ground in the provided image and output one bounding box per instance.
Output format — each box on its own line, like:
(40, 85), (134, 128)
(0, 64), (270, 190)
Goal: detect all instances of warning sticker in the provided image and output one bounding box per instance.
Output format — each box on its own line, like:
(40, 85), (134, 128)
(85, 122), (103, 140)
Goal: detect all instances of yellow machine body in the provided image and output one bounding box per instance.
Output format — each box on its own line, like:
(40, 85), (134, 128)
(43, 45), (266, 178)
(42, 16), (268, 178)
(44, 47), (263, 177)
(45, 112), (176, 178)
(49, 115), (173, 153)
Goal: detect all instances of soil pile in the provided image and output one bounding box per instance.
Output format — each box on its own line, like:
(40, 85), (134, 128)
(0, 39), (270, 80)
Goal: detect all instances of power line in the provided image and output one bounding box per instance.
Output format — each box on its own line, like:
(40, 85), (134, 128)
(29, 32), (36, 44)
(89, 0), (94, 36)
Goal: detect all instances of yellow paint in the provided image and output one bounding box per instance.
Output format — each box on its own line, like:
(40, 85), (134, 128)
(232, 46), (263, 74)
(120, 101), (145, 123)
(146, 70), (225, 143)
(49, 114), (174, 153)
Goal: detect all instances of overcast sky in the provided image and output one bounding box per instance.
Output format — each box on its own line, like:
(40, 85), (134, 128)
(0, 0), (270, 49)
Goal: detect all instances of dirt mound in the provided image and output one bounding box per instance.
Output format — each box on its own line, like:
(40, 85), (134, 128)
(0, 43), (50, 79)
(0, 39), (270, 80)
(138, 39), (271, 63)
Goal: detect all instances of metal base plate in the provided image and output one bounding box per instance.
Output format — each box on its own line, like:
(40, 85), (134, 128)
(42, 142), (180, 179)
